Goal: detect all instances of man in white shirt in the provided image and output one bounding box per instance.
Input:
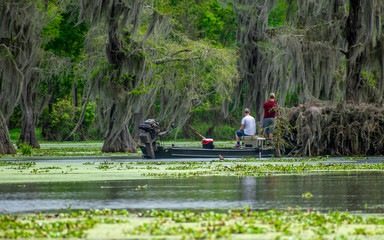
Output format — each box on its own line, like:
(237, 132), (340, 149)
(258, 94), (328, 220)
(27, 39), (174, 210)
(235, 108), (256, 147)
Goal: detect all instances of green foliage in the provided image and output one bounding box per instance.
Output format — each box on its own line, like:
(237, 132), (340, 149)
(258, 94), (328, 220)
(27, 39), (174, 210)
(9, 128), (21, 142)
(42, 99), (98, 141)
(285, 91), (299, 107)
(8, 106), (22, 130)
(9, 128), (43, 143)
(48, 99), (76, 140)
(43, 10), (88, 59)
(268, 0), (294, 27)
(40, 6), (89, 135)
(272, 113), (297, 156)
(19, 143), (33, 155)
(168, 0), (236, 46)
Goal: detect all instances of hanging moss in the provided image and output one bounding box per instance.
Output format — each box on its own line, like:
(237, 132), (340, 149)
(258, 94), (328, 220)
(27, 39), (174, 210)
(77, 0), (238, 152)
(233, 0), (384, 119)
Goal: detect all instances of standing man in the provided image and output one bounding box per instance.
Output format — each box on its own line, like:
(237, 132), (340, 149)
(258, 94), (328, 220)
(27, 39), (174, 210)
(235, 108), (256, 147)
(262, 93), (279, 139)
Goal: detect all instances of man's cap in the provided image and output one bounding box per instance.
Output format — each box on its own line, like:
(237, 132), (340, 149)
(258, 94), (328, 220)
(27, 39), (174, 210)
(244, 108), (250, 113)
(269, 93), (275, 99)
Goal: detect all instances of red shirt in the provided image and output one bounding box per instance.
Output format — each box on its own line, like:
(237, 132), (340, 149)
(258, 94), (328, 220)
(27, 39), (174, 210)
(263, 100), (278, 118)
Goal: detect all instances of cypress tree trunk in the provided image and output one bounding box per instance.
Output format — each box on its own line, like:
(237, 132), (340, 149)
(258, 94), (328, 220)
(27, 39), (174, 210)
(0, 114), (16, 154)
(102, 127), (137, 153)
(101, 103), (137, 153)
(98, 0), (142, 153)
(345, 0), (364, 103)
(133, 111), (143, 142)
(19, 81), (40, 148)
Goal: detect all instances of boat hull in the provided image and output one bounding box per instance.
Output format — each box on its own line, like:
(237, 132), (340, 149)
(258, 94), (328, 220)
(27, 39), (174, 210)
(140, 146), (274, 159)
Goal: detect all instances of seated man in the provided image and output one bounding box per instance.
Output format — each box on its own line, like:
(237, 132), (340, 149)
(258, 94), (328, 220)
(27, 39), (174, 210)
(235, 108), (256, 147)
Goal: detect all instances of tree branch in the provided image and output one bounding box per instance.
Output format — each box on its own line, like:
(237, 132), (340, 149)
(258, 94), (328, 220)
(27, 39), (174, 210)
(152, 55), (202, 64)
(171, 49), (191, 56)
(187, 124), (205, 139)
(340, 49), (348, 56)
(65, 81), (96, 140)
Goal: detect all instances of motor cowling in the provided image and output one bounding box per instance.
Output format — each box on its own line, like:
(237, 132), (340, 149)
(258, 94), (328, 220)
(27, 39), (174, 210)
(138, 119), (176, 159)
(139, 119), (160, 140)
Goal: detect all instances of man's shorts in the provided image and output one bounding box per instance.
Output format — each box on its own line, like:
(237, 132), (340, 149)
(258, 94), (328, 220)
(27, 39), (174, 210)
(236, 130), (248, 137)
(262, 118), (275, 134)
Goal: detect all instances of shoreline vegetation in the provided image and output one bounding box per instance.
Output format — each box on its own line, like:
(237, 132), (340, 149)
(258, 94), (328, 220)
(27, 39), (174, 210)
(9, 102), (384, 159)
(0, 141), (236, 160)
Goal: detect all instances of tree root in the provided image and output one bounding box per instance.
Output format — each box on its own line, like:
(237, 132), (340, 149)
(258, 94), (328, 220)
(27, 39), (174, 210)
(283, 102), (384, 156)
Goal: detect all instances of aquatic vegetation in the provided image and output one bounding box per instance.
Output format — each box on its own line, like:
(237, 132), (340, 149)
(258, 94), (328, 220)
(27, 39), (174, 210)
(83, 162), (95, 165)
(302, 192), (313, 199)
(135, 184), (148, 190)
(2, 159), (384, 183)
(140, 162), (384, 178)
(19, 143), (33, 155)
(0, 161), (36, 169)
(213, 156), (331, 163)
(1, 208), (383, 239)
(0, 209), (131, 238)
(1, 156), (384, 239)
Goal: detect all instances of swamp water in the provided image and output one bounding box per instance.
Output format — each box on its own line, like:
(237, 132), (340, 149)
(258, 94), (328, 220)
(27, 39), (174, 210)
(1, 171), (384, 213)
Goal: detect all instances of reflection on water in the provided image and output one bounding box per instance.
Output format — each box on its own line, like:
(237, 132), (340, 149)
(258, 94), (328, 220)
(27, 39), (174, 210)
(1, 172), (384, 213)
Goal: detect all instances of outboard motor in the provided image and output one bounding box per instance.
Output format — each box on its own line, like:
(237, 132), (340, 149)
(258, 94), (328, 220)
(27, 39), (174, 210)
(139, 119), (160, 159)
(139, 119), (160, 139)
(139, 119), (176, 158)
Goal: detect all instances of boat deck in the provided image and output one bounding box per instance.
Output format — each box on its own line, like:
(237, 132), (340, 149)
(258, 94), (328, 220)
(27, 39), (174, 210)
(140, 146), (274, 159)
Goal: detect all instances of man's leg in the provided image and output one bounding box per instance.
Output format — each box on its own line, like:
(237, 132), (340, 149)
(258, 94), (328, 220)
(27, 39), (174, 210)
(268, 119), (275, 139)
(235, 130), (245, 146)
(262, 118), (274, 139)
(235, 130), (243, 146)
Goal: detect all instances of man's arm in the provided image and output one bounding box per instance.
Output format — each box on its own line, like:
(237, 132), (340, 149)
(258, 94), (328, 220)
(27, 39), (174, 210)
(239, 124), (245, 131)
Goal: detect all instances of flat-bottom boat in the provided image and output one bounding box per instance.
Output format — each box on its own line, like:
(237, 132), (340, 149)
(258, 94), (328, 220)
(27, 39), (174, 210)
(140, 145), (273, 159)
(138, 119), (274, 159)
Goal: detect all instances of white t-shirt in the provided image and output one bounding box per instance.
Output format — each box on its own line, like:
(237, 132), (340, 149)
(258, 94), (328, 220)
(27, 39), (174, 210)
(241, 115), (256, 135)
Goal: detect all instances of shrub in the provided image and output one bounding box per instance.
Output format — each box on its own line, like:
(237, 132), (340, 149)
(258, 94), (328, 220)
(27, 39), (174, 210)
(19, 143), (33, 155)
(42, 99), (99, 141)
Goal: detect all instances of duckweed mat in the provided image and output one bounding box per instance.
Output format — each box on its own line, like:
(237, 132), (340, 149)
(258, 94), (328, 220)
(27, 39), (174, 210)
(0, 157), (383, 183)
(1, 208), (384, 239)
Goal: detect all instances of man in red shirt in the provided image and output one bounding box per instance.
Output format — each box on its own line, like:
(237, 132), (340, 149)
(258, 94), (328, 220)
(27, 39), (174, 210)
(262, 93), (279, 139)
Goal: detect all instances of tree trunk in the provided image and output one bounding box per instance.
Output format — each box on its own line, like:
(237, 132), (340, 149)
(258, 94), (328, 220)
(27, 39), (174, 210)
(101, 103), (137, 153)
(345, 0), (363, 103)
(187, 124), (205, 139)
(19, 113), (40, 149)
(0, 114), (16, 154)
(133, 111), (143, 142)
(346, 55), (363, 102)
(207, 125), (214, 138)
(19, 82), (40, 148)
(72, 81), (78, 107)
(102, 127), (137, 153)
